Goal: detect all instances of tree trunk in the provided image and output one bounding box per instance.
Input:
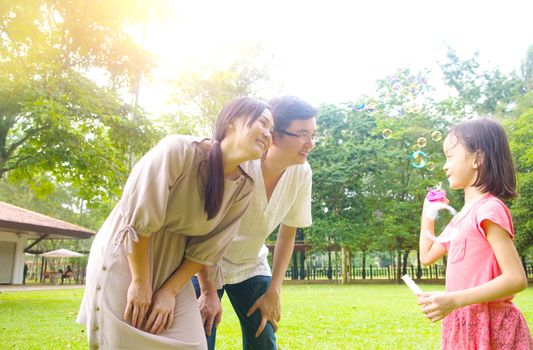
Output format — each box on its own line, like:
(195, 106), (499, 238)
(348, 250), (353, 281)
(396, 250), (402, 282)
(362, 250), (367, 279)
(341, 246), (348, 284)
(327, 250), (332, 279)
(334, 249), (339, 283)
(416, 249), (422, 278)
(291, 251), (298, 280)
(402, 250), (409, 275)
(299, 250), (306, 280)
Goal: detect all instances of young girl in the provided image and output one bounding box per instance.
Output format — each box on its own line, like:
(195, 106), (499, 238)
(77, 97), (273, 349)
(418, 118), (533, 349)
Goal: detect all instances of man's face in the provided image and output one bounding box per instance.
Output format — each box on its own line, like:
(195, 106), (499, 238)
(274, 117), (317, 165)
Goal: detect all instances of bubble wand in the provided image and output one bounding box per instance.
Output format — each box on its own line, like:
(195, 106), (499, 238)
(401, 274), (423, 295)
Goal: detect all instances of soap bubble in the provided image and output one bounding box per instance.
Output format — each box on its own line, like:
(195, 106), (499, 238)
(417, 137), (427, 148)
(351, 103), (366, 112)
(390, 77), (402, 91)
(410, 151), (428, 169)
(382, 128), (392, 139)
(365, 103), (377, 116)
(431, 130), (442, 141)
(426, 162), (435, 171)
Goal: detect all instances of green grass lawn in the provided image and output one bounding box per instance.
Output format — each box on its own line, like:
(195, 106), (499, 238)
(1, 284), (532, 349)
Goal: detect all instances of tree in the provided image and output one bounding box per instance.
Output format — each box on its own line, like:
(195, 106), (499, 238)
(0, 0), (165, 205)
(439, 47), (525, 116)
(506, 92), (533, 261)
(161, 44), (275, 136)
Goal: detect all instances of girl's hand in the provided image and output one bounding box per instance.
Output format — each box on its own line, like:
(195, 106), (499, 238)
(145, 288), (176, 334)
(417, 292), (458, 322)
(422, 198), (454, 220)
(124, 280), (152, 329)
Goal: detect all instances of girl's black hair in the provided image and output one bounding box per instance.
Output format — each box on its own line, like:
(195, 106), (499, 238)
(449, 118), (516, 199)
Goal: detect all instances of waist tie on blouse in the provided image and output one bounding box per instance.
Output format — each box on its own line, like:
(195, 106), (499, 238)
(206, 264), (225, 290)
(113, 225), (140, 255)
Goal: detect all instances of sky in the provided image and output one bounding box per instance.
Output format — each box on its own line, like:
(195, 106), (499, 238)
(136, 0), (533, 115)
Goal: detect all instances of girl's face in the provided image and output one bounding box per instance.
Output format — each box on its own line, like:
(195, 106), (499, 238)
(231, 108), (274, 159)
(442, 134), (478, 190)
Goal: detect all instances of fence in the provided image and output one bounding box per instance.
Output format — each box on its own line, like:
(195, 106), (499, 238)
(285, 264), (533, 281)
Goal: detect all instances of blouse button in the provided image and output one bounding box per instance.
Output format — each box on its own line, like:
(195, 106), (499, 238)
(95, 306), (100, 311)
(96, 285), (101, 291)
(102, 266), (107, 271)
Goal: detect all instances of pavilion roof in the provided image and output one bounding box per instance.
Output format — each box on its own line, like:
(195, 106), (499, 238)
(0, 201), (95, 239)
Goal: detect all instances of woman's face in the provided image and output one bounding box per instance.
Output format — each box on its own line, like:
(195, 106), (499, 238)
(231, 108), (274, 159)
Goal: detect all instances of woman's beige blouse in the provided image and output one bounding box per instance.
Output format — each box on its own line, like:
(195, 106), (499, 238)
(77, 135), (254, 349)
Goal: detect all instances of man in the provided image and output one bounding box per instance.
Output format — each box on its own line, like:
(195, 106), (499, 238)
(194, 95), (317, 349)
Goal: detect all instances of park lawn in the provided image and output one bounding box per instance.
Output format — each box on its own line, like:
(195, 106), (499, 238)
(0, 284), (532, 349)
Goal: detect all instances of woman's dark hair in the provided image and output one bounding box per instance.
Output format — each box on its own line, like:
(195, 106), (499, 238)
(448, 118), (516, 199)
(204, 96), (269, 219)
(268, 96), (317, 131)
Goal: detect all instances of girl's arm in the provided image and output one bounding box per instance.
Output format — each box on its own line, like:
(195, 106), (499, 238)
(419, 220), (527, 322)
(124, 235), (152, 329)
(144, 259), (204, 334)
(419, 216), (447, 265)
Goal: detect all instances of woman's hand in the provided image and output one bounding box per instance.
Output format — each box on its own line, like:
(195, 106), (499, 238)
(145, 288), (176, 334)
(417, 291), (458, 322)
(124, 280), (152, 329)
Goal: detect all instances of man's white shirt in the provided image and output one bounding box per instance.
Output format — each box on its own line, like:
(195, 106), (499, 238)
(220, 158), (312, 285)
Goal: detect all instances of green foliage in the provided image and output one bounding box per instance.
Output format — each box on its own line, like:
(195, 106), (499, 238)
(160, 44), (274, 136)
(439, 47), (525, 116)
(0, 0), (167, 231)
(506, 92), (533, 257)
(308, 47), (533, 266)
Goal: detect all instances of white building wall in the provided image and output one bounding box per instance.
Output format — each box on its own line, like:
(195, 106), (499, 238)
(0, 231), (28, 284)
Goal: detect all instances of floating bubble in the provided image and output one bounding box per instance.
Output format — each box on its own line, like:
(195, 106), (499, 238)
(407, 74), (419, 85)
(412, 144), (420, 152)
(365, 103), (377, 116)
(382, 128), (392, 139)
(417, 137), (427, 148)
(410, 151), (428, 169)
(351, 103), (366, 112)
(431, 130), (442, 141)
(403, 101), (421, 113)
(390, 77), (401, 91)
(426, 162), (435, 171)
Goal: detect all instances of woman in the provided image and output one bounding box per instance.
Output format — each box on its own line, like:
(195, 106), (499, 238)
(77, 97), (273, 349)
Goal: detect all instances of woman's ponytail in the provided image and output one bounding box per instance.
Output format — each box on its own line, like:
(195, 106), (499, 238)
(204, 140), (224, 220)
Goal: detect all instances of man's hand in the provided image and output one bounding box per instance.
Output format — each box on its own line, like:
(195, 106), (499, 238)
(198, 290), (222, 335)
(246, 288), (280, 337)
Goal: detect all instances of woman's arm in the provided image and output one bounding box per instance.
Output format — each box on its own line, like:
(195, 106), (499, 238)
(418, 220), (527, 322)
(144, 259), (204, 334)
(124, 235), (152, 329)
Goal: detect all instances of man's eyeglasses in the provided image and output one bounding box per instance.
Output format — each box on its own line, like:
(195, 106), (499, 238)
(276, 129), (317, 143)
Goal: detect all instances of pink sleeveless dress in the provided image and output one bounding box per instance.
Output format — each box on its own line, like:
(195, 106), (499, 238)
(440, 195), (532, 350)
